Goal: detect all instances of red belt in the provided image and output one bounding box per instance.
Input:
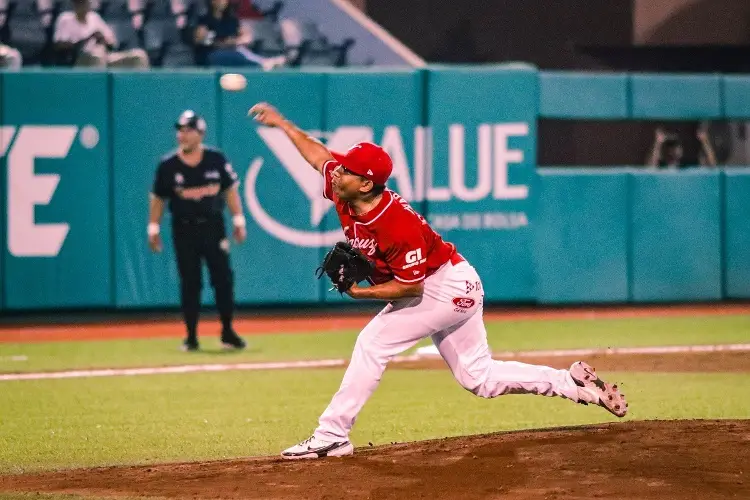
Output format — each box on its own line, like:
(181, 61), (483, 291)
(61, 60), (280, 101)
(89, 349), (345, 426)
(450, 252), (465, 265)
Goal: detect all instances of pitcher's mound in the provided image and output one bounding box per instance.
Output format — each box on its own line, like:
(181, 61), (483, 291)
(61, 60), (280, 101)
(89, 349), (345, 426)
(1, 420), (748, 499)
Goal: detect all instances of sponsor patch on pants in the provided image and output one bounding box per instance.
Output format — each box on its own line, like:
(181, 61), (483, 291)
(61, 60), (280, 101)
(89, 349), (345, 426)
(452, 297), (476, 313)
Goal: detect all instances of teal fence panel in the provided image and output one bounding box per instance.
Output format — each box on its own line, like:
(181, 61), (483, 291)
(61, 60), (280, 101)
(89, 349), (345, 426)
(534, 169), (629, 303)
(320, 69), (425, 303)
(2, 71), (112, 309)
(425, 65), (538, 301)
(723, 168), (750, 298)
(722, 76), (750, 119)
(629, 170), (722, 302)
(630, 74), (722, 119)
(2, 69), (749, 310)
(539, 72), (629, 119)
(219, 71), (325, 304)
(0, 74), (5, 310)
(112, 71), (219, 308)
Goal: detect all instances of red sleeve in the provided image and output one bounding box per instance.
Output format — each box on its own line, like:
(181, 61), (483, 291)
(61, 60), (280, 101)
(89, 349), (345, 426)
(322, 160), (338, 200)
(382, 222), (428, 284)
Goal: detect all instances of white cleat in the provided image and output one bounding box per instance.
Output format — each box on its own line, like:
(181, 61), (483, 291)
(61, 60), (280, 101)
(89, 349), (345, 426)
(280, 435), (354, 460)
(569, 361), (628, 418)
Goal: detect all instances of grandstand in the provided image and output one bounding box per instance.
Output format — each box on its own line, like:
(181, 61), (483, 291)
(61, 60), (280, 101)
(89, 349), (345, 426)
(0, 0), (377, 67)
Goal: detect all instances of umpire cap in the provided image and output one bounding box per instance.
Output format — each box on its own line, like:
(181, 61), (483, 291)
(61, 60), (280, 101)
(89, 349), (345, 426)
(175, 110), (207, 133)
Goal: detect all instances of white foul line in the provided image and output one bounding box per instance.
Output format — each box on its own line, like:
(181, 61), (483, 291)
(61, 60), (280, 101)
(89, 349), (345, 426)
(1, 344), (749, 382)
(0, 359), (346, 382)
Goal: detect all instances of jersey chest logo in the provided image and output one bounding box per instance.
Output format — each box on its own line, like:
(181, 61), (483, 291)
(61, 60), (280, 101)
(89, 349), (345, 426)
(176, 184), (221, 201)
(348, 236), (377, 257)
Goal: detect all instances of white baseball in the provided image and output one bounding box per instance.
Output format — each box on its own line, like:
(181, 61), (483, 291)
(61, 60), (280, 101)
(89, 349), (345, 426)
(220, 73), (247, 92)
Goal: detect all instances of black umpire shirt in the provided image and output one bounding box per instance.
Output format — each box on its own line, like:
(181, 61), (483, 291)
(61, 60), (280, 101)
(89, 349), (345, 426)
(152, 148), (239, 219)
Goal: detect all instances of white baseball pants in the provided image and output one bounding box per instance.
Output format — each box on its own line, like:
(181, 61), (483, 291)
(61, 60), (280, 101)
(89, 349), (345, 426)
(314, 259), (581, 441)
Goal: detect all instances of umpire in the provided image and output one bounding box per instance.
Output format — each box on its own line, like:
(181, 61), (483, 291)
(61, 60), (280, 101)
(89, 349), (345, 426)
(148, 110), (247, 352)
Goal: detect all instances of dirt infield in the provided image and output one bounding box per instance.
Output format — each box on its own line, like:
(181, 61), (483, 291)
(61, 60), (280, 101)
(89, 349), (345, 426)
(1, 303), (748, 343)
(1, 420), (747, 500)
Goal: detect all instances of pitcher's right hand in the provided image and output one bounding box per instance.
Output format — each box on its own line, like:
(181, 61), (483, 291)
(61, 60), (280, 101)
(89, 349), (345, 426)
(249, 102), (286, 128)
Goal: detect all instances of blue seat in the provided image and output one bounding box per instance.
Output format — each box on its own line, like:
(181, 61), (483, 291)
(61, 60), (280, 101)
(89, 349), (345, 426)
(161, 39), (194, 66)
(101, 0), (127, 20)
(279, 18), (353, 67)
(109, 17), (139, 49)
(0, 1), (14, 44)
(8, 0), (50, 64)
(279, 18), (324, 51)
(243, 17), (284, 56)
(143, 15), (193, 66)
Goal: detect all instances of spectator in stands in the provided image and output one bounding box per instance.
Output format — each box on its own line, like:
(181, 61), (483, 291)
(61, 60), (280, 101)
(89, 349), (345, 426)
(647, 125), (717, 168)
(194, 0), (284, 70)
(53, 0), (149, 68)
(696, 123), (719, 167)
(231, 0), (263, 20)
(171, 0), (190, 30)
(0, 0), (20, 69)
(0, 43), (21, 69)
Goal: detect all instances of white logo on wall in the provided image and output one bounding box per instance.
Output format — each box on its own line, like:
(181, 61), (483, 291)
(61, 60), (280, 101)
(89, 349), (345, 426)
(0, 125), (98, 257)
(245, 124), (530, 248)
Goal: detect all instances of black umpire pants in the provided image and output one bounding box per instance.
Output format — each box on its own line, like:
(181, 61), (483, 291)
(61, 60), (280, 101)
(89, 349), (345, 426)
(172, 215), (234, 341)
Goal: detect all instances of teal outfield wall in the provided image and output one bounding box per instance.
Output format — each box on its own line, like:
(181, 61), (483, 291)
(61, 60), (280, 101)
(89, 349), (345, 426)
(534, 169), (629, 303)
(1, 67), (748, 310)
(538, 71), (741, 119)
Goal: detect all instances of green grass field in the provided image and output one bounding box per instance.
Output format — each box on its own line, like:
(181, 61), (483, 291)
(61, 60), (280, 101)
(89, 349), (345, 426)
(0, 314), (748, 487)
(1, 315), (748, 373)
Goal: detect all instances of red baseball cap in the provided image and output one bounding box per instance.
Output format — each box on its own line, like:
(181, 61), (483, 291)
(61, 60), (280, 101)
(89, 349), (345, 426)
(331, 142), (392, 186)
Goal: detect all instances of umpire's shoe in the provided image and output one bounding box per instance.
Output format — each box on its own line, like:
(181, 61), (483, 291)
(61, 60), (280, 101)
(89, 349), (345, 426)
(281, 435), (354, 460)
(181, 339), (200, 352)
(570, 361), (628, 417)
(220, 329), (246, 350)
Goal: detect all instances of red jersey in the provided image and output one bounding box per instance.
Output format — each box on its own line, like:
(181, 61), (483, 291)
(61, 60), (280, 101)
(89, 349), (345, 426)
(322, 160), (457, 284)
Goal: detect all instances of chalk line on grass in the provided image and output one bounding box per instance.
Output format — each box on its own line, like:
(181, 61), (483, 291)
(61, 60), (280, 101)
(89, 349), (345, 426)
(0, 359), (345, 381)
(0, 355), (28, 362)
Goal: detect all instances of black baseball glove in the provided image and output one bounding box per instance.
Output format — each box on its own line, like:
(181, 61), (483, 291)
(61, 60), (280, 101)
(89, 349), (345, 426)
(316, 241), (375, 293)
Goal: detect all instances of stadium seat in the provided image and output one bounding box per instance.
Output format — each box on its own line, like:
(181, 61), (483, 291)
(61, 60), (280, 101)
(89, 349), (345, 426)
(258, 0), (281, 22)
(143, 16), (194, 67)
(103, 0), (142, 50)
(109, 17), (139, 49)
(279, 18), (354, 67)
(139, 0), (164, 64)
(296, 41), (353, 67)
(279, 18), (324, 51)
(7, 0), (52, 65)
(160, 32), (194, 66)
(296, 47), (337, 67)
(170, 0), (197, 28)
(242, 17), (284, 56)
(0, 0), (13, 45)
(141, 18), (162, 64)
(101, 0), (128, 20)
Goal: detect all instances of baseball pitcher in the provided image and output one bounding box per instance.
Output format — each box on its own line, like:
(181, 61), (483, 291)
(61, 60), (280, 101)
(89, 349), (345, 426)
(250, 102), (628, 460)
